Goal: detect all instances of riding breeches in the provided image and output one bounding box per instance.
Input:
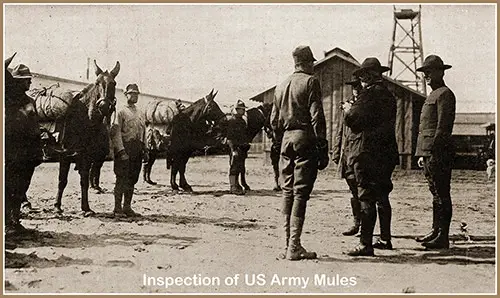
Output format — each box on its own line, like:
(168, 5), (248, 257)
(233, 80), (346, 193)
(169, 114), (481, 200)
(114, 140), (144, 194)
(5, 161), (37, 224)
(280, 130), (318, 218)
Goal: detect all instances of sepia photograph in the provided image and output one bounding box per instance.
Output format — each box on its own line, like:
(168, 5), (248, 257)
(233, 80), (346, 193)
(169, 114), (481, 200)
(3, 3), (497, 294)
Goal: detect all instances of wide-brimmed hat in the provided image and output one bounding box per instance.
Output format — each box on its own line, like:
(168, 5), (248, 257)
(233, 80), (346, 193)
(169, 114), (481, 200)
(124, 83), (140, 94)
(11, 64), (33, 79)
(353, 58), (391, 76)
(235, 99), (246, 109)
(416, 55), (452, 72)
(293, 45), (317, 64)
(345, 75), (361, 86)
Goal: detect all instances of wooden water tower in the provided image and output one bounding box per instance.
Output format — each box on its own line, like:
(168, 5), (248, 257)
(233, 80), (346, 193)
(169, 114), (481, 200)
(388, 5), (426, 95)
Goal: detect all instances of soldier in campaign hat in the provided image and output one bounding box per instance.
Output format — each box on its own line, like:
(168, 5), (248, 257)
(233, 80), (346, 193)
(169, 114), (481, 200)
(226, 99), (249, 195)
(271, 45), (329, 260)
(5, 61), (43, 239)
(343, 57), (399, 256)
(414, 55), (455, 249)
(110, 83), (146, 217)
(332, 75), (363, 237)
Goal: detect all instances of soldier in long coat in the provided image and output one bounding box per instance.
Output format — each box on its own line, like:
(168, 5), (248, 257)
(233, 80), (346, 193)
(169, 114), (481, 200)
(414, 55), (456, 249)
(343, 58), (399, 256)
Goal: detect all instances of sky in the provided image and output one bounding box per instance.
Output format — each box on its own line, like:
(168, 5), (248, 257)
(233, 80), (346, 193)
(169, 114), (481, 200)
(4, 4), (496, 112)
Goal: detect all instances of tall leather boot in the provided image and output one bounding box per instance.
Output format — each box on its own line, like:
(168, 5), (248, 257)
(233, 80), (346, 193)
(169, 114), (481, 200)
(113, 189), (125, 217)
(416, 200), (440, 242)
(287, 216), (317, 260)
(278, 214), (290, 259)
(123, 189), (141, 217)
(347, 200), (375, 256)
(144, 164), (157, 185)
(342, 196), (361, 236)
(423, 200), (451, 249)
(229, 175), (244, 195)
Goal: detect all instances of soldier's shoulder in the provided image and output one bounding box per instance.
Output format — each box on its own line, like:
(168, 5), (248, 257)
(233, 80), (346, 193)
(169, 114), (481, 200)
(433, 86), (456, 100)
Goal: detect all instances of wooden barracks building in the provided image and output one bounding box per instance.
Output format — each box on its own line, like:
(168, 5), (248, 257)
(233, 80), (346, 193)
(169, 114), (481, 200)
(249, 47), (426, 170)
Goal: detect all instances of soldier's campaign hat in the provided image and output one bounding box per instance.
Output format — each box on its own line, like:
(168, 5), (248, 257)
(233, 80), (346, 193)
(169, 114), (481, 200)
(124, 83), (140, 94)
(416, 55), (452, 72)
(293, 45), (317, 64)
(235, 99), (246, 109)
(345, 75), (361, 86)
(11, 64), (33, 79)
(353, 58), (391, 76)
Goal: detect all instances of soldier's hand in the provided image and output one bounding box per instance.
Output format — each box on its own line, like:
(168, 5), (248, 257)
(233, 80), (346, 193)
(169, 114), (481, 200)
(341, 101), (352, 113)
(417, 157), (424, 168)
(232, 150), (240, 157)
(118, 150), (129, 161)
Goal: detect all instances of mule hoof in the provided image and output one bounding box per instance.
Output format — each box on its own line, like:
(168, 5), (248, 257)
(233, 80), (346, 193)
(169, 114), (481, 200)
(54, 206), (64, 214)
(82, 210), (95, 217)
(242, 185), (251, 191)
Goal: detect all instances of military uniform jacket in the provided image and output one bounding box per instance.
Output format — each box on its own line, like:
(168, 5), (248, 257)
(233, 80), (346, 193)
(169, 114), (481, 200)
(344, 82), (399, 167)
(5, 93), (42, 164)
(270, 71), (326, 140)
(226, 115), (248, 151)
(415, 85), (456, 157)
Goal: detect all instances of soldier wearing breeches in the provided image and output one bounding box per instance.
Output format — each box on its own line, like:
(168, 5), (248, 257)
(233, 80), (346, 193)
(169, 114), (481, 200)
(332, 76), (362, 236)
(227, 100), (249, 195)
(5, 64), (43, 236)
(343, 58), (399, 256)
(110, 83), (146, 217)
(271, 45), (329, 261)
(415, 55), (456, 250)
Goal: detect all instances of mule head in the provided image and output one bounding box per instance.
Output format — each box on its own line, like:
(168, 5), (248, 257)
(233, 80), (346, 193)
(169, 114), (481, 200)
(5, 52), (18, 102)
(92, 60), (120, 119)
(202, 89), (225, 123)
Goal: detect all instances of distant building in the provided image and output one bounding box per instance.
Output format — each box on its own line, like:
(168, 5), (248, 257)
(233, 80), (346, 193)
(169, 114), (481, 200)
(249, 47), (426, 169)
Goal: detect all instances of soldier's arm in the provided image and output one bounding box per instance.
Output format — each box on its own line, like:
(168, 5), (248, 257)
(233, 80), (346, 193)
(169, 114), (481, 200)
(344, 92), (380, 133)
(110, 110), (125, 155)
(270, 94), (282, 141)
(433, 89), (456, 151)
(309, 78), (327, 140)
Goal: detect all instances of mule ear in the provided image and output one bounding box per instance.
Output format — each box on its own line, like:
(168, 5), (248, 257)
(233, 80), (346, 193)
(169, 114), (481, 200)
(110, 61), (120, 78)
(212, 90), (218, 99)
(93, 60), (103, 76)
(5, 52), (16, 68)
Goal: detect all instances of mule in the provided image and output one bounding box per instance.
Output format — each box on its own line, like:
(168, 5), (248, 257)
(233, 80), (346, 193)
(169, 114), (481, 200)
(168, 89), (226, 191)
(52, 60), (119, 216)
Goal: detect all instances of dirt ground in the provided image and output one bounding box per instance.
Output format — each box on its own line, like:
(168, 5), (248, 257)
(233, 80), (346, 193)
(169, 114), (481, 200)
(4, 154), (496, 294)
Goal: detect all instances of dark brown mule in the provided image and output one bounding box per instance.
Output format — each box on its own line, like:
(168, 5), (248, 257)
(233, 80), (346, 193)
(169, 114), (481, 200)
(54, 60), (119, 216)
(168, 89), (226, 192)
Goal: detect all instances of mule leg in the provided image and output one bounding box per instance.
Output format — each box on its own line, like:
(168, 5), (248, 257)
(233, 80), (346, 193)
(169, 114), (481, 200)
(79, 160), (95, 217)
(240, 160), (251, 191)
(170, 159), (179, 191)
(179, 154), (192, 192)
(55, 160), (71, 213)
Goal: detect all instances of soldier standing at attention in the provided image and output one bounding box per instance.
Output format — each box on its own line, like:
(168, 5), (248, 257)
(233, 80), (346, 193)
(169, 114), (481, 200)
(332, 76), (363, 236)
(226, 100), (249, 195)
(271, 45), (329, 261)
(343, 58), (399, 256)
(414, 55), (456, 249)
(110, 83), (147, 217)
